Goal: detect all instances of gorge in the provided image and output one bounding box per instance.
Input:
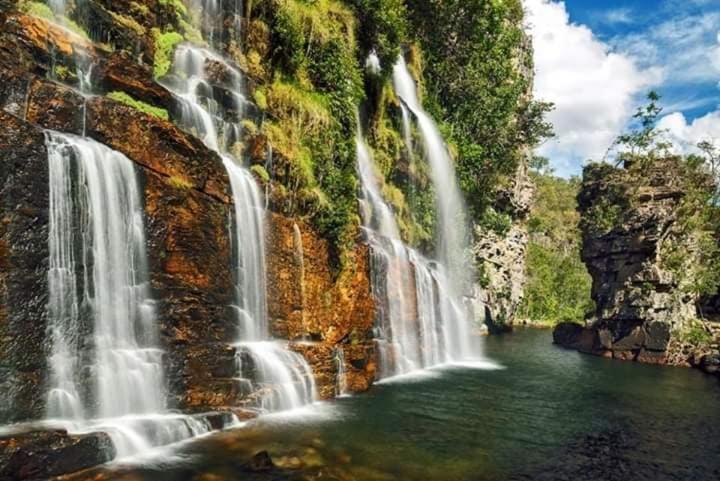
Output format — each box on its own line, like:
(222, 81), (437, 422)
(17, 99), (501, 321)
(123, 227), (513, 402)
(0, 0), (719, 480)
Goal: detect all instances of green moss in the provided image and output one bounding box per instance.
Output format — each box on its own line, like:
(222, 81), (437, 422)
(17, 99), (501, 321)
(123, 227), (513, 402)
(152, 28), (184, 78)
(53, 65), (75, 82)
(107, 91), (169, 120)
(109, 11), (146, 36)
(19, 1), (54, 20)
(129, 1), (150, 17)
(159, 0), (188, 18)
(253, 88), (268, 110)
(167, 175), (193, 190)
(251, 165), (271, 183)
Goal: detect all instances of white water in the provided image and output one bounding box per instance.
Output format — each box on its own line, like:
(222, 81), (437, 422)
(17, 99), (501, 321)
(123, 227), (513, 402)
(392, 56), (477, 360)
(191, 0), (243, 50)
(165, 43), (317, 412)
(44, 132), (223, 458)
(357, 122), (461, 377)
(48, 0), (66, 16)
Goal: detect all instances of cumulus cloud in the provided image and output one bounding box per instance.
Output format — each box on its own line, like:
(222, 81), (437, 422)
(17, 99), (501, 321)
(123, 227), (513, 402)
(523, 0), (661, 176)
(658, 110), (720, 154)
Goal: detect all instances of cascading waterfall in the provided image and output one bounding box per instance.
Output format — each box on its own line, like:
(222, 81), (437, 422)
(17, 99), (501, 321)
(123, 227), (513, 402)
(48, 0), (66, 16)
(44, 132), (218, 458)
(164, 42), (316, 412)
(357, 122), (457, 377)
(392, 56), (477, 360)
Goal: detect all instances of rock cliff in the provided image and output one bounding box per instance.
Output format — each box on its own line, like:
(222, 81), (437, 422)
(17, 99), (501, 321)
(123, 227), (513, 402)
(0, 7), (375, 423)
(555, 159), (720, 374)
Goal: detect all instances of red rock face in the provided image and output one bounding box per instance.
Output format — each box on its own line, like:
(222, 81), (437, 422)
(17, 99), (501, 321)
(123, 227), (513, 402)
(266, 214), (377, 398)
(0, 9), (380, 421)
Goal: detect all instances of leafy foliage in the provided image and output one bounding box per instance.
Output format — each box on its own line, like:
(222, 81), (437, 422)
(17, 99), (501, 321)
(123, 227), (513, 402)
(347, 0), (407, 72)
(251, 0), (365, 265)
(404, 0), (553, 217)
(521, 174), (594, 324)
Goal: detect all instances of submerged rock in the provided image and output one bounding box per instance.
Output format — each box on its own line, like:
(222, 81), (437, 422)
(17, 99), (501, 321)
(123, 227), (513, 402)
(0, 429), (115, 480)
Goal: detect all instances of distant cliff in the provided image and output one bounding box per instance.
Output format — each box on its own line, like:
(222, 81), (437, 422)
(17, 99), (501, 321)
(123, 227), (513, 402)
(555, 158), (720, 379)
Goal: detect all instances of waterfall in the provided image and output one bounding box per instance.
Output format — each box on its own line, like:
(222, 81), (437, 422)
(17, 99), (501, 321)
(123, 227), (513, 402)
(44, 132), (220, 458)
(392, 56), (477, 360)
(164, 43), (317, 412)
(48, 0), (66, 16)
(357, 122), (456, 377)
(335, 346), (349, 397)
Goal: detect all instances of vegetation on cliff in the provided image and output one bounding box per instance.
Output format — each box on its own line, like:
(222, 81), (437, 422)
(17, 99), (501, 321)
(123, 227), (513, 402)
(520, 161), (593, 325)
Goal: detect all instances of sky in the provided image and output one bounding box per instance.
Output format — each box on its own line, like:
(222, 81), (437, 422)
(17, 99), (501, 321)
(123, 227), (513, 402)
(523, 0), (720, 177)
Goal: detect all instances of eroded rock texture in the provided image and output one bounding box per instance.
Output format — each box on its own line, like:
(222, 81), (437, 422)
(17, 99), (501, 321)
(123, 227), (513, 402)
(474, 157), (534, 331)
(266, 214), (376, 398)
(0, 429), (115, 481)
(555, 160), (705, 364)
(0, 112), (49, 423)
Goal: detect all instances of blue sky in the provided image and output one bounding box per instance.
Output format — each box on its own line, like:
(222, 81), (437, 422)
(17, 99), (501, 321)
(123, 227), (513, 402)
(524, 0), (720, 177)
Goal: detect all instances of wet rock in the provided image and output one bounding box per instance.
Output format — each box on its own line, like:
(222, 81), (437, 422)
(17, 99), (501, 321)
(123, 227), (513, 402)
(0, 112), (49, 423)
(553, 322), (584, 348)
(0, 429), (115, 480)
(94, 50), (175, 110)
(698, 353), (720, 376)
(265, 214), (376, 397)
(245, 451), (274, 472)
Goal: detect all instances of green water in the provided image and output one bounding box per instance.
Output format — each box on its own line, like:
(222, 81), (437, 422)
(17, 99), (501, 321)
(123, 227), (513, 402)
(106, 329), (720, 481)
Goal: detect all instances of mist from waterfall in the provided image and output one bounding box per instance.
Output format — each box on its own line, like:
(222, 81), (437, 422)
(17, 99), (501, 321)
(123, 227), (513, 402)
(44, 132), (218, 457)
(164, 41), (316, 412)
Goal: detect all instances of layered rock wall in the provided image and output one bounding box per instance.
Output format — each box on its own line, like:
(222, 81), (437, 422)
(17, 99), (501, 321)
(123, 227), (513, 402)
(474, 157), (534, 330)
(555, 160), (705, 364)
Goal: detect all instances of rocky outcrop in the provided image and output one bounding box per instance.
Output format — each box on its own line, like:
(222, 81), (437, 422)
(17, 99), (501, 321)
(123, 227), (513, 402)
(266, 213), (376, 398)
(474, 157), (534, 331)
(555, 159), (716, 367)
(0, 429), (115, 481)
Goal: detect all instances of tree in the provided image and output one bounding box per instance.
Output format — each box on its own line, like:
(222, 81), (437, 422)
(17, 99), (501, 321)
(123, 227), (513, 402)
(608, 91), (671, 165)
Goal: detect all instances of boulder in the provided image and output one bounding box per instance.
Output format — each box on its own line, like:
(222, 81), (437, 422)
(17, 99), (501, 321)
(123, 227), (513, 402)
(0, 429), (115, 480)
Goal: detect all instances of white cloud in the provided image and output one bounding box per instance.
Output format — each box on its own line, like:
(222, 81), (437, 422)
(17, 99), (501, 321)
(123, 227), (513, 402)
(658, 110), (720, 154)
(523, 0), (661, 176)
(599, 8), (634, 26)
(615, 13), (720, 86)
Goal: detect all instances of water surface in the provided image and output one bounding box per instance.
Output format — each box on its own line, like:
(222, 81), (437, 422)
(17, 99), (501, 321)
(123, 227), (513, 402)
(96, 329), (720, 481)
